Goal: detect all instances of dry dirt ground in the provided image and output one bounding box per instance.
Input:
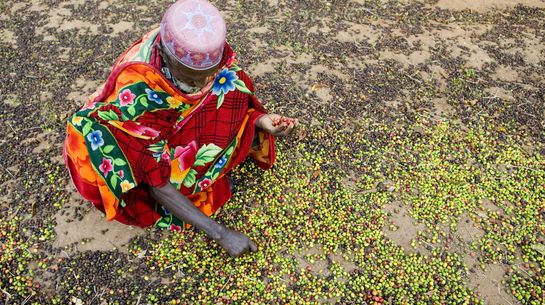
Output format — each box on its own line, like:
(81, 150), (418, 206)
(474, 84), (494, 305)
(1, 0), (544, 304)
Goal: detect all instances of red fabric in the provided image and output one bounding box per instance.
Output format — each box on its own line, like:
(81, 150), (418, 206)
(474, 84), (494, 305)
(64, 36), (275, 227)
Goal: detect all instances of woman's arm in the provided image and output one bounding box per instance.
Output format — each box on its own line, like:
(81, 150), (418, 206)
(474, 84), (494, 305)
(149, 183), (257, 257)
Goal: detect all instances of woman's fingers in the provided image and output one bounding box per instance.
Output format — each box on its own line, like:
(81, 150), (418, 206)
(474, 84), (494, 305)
(221, 230), (259, 257)
(232, 240), (257, 257)
(265, 114), (299, 137)
(271, 123), (288, 135)
(279, 121), (298, 136)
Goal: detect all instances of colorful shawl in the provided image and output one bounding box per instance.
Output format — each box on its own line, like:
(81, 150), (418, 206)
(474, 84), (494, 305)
(63, 29), (275, 230)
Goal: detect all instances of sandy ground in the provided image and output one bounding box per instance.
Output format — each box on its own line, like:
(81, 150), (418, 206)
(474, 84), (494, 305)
(1, 0), (545, 304)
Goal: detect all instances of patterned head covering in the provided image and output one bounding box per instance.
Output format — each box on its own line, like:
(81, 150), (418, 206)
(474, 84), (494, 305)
(160, 0), (226, 70)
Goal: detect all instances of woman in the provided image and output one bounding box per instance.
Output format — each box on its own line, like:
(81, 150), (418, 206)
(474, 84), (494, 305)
(63, 0), (298, 257)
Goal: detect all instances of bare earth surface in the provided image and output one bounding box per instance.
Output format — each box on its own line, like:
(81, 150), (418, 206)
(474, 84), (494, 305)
(1, 0), (544, 304)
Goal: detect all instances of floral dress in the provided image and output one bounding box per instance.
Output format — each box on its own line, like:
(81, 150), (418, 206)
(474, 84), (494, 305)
(63, 28), (275, 230)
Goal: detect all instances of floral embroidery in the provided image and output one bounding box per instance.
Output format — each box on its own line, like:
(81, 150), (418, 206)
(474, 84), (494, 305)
(145, 88), (162, 104)
(211, 63), (252, 109)
(193, 138), (237, 193)
(169, 141), (201, 189)
(170, 143), (223, 189)
(174, 141), (198, 172)
(72, 116), (84, 126)
(212, 69), (237, 96)
(97, 110), (120, 121)
(215, 155), (227, 168)
(82, 82), (185, 121)
(98, 158), (114, 176)
(103, 82), (175, 119)
(119, 88), (136, 106)
(121, 121), (160, 139)
(148, 140), (169, 162)
(87, 130), (104, 151)
(70, 117), (137, 210)
(154, 213), (185, 231)
(169, 224), (181, 232)
(154, 204), (185, 231)
(198, 178), (212, 190)
(166, 96), (183, 108)
(120, 180), (135, 192)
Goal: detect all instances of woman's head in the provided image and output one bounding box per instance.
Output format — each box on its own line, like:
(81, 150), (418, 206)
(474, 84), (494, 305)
(159, 0), (226, 87)
(158, 42), (219, 88)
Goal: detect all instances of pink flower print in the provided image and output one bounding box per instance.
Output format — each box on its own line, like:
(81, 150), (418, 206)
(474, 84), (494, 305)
(98, 158), (114, 176)
(198, 178), (212, 190)
(161, 151), (170, 161)
(173, 141), (198, 171)
(119, 88), (136, 106)
(119, 170), (124, 178)
(169, 224), (181, 232)
(122, 121), (160, 139)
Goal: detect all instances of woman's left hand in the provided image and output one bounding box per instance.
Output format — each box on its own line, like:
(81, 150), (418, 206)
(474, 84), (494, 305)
(256, 114), (299, 137)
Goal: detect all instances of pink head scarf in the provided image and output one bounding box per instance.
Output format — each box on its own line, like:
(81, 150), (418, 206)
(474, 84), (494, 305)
(160, 0), (226, 70)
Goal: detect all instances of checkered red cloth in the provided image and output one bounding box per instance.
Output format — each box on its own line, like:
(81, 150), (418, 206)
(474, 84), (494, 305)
(64, 32), (275, 227)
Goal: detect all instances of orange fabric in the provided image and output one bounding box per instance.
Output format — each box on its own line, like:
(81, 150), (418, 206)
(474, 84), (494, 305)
(71, 63), (208, 221)
(68, 119), (200, 222)
(64, 30), (275, 228)
(249, 131), (272, 165)
(104, 65), (195, 106)
(187, 188), (214, 216)
(65, 124), (119, 220)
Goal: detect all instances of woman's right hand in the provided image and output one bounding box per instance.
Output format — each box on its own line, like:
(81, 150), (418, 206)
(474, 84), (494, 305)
(215, 227), (258, 257)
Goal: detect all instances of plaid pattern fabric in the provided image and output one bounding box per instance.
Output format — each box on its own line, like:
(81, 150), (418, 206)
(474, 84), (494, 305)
(64, 33), (275, 227)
